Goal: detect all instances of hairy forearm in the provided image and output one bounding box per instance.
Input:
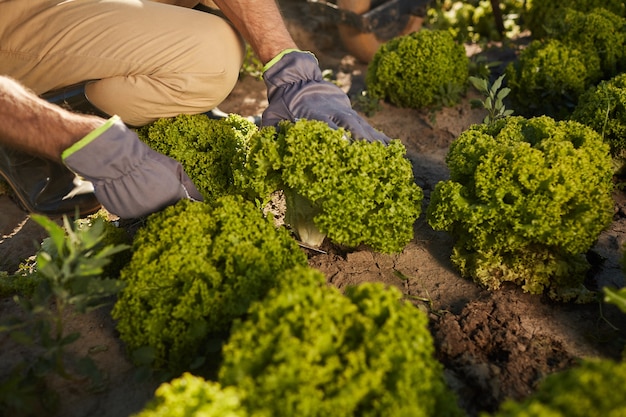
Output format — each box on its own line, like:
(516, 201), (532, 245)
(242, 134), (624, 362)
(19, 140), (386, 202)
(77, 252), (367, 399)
(212, 0), (298, 64)
(0, 76), (103, 161)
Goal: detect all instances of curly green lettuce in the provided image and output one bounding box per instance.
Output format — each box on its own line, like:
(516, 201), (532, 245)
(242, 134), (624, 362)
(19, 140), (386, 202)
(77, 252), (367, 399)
(505, 39), (600, 119)
(132, 373), (249, 417)
(425, 0), (526, 43)
(238, 119), (424, 253)
(427, 116), (614, 301)
(571, 72), (626, 162)
(524, 0), (625, 38)
(136, 113), (256, 201)
(112, 196), (308, 372)
(543, 8), (626, 80)
(366, 29), (469, 109)
(487, 359), (626, 417)
(219, 266), (463, 417)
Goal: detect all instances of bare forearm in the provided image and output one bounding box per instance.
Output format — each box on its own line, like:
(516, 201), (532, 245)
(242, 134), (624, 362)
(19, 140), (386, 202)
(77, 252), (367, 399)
(0, 76), (103, 161)
(212, 0), (298, 64)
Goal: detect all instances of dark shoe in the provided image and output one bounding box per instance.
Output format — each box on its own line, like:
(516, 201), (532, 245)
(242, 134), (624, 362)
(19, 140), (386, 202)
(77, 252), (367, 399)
(0, 145), (101, 217)
(41, 82), (110, 119)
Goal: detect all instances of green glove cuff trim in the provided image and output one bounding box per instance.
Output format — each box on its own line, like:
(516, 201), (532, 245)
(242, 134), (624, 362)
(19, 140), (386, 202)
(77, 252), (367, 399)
(62, 115), (120, 161)
(263, 49), (315, 73)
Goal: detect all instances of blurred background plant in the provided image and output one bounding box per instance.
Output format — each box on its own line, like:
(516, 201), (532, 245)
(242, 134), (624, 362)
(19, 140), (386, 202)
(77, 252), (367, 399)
(425, 0), (526, 44)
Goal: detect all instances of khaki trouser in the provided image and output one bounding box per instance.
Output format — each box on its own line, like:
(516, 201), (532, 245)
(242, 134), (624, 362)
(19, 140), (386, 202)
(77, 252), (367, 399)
(0, 0), (244, 126)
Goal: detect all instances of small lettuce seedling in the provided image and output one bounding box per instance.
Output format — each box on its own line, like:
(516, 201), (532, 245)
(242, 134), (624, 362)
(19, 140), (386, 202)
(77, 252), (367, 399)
(604, 286), (626, 314)
(427, 116), (614, 302)
(603, 245), (626, 313)
(469, 74), (514, 125)
(112, 196), (308, 373)
(366, 29), (469, 109)
(0, 214), (128, 414)
(219, 266), (463, 417)
(239, 119), (424, 253)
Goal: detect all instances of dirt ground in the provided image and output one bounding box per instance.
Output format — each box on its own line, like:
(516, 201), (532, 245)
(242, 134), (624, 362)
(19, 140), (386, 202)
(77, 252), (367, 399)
(2, 1), (626, 416)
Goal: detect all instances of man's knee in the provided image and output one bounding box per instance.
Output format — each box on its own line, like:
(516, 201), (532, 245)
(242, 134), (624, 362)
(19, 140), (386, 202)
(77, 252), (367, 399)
(87, 12), (244, 125)
(84, 70), (239, 126)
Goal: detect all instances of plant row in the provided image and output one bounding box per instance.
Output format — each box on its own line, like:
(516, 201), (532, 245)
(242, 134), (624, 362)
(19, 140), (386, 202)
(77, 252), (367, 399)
(4, 1), (626, 414)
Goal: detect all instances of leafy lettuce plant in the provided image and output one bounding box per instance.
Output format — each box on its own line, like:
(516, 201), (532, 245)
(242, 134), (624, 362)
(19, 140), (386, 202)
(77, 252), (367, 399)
(485, 359), (626, 417)
(524, 0), (625, 39)
(543, 8), (626, 81)
(505, 39), (600, 119)
(426, 0), (526, 43)
(136, 113), (256, 201)
(0, 269), (40, 298)
(238, 119), (424, 253)
(136, 114), (421, 253)
(427, 116), (614, 301)
(111, 196), (308, 373)
(571, 72), (626, 165)
(219, 266), (463, 417)
(132, 373), (249, 417)
(366, 29), (469, 109)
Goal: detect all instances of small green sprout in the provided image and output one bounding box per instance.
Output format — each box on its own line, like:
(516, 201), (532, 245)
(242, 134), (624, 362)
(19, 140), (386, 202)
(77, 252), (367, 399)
(0, 214), (128, 414)
(470, 74), (513, 124)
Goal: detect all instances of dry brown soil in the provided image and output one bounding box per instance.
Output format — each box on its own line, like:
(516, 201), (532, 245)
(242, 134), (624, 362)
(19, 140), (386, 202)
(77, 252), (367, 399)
(2, 1), (626, 416)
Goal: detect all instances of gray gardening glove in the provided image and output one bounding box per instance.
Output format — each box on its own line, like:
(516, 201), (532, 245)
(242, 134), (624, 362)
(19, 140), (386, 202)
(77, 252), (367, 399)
(262, 50), (391, 144)
(62, 116), (203, 219)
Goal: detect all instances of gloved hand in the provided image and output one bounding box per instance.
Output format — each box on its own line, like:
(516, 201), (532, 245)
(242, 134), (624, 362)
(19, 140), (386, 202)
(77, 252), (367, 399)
(62, 115), (203, 219)
(262, 49), (391, 144)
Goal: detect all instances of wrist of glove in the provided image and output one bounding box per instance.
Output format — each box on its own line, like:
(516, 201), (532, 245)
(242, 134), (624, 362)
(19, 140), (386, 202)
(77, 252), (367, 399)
(262, 50), (390, 144)
(62, 116), (203, 219)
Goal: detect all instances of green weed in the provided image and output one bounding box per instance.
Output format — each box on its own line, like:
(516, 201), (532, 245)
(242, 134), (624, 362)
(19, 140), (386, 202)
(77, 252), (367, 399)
(0, 214), (129, 415)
